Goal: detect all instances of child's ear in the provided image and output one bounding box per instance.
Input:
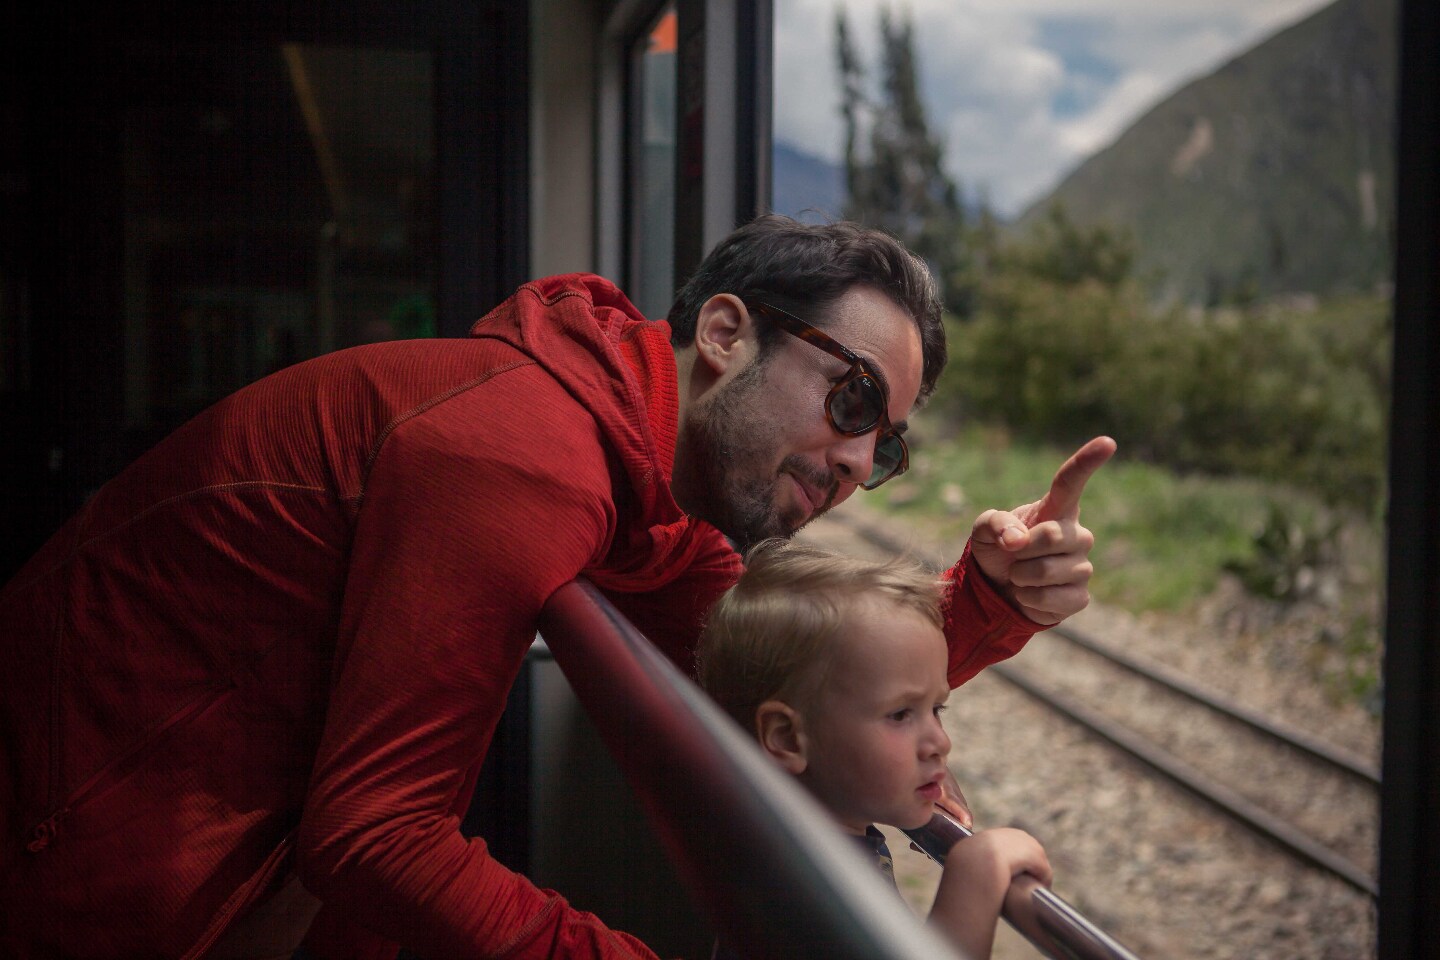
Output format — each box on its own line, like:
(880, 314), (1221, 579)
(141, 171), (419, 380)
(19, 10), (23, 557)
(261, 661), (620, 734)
(755, 700), (808, 775)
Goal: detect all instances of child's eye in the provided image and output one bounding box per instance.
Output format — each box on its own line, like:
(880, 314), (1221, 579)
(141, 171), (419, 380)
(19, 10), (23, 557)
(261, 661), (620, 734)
(932, 704), (948, 718)
(888, 708), (912, 722)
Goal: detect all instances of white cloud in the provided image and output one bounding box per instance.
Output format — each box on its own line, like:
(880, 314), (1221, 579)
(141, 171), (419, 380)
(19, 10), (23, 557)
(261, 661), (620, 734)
(774, 0), (1336, 217)
(1055, 70), (1168, 157)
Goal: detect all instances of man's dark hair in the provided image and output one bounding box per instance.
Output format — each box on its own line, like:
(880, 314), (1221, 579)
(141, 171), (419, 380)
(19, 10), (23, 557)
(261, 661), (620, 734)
(666, 215), (947, 403)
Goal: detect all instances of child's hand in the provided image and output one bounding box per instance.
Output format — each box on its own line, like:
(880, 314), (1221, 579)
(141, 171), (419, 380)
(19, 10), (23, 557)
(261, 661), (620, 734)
(950, 827), (1052, 891)
(929, 827), (1052, 960)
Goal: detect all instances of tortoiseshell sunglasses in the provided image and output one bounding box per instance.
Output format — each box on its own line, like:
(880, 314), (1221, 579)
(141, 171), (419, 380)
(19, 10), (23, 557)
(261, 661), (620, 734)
(747, 301), (910, 489)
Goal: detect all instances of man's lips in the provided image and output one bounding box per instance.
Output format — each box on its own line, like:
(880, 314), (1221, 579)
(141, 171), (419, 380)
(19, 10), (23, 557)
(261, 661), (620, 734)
(786, 472), (821, 519)
(784, 468), (835, 521)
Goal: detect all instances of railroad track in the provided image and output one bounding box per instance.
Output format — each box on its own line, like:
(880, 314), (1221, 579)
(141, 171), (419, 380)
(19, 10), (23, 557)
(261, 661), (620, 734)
(808, 510), (1381, 899)
(987, 644), (1378, 897)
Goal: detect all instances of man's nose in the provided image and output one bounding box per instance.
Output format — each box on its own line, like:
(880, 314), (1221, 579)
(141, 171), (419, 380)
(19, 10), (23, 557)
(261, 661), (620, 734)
(826, 431), (877, 488)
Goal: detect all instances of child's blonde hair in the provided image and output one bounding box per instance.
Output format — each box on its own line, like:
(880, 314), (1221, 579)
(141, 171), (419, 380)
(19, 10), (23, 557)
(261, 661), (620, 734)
(696, 538), (943, 733)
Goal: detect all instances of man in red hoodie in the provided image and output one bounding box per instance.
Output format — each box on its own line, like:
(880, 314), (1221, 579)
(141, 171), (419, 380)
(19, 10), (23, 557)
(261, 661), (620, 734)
(0, 215), (1111, 959)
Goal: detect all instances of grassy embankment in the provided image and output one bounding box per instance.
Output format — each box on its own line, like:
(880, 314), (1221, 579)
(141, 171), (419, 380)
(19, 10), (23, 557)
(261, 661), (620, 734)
(871, 425), (1385, 711)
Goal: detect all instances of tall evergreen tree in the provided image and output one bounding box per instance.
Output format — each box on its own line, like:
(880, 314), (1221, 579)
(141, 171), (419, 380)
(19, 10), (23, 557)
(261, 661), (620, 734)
(835, 7), (865, 201)
(835, 6), (971, 314)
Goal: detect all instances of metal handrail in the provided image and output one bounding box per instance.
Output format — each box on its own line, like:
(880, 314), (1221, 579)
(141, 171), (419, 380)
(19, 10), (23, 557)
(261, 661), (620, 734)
(904, 811), (1143, 960)
(538, 579), (1143, 960)
(539, 579), (965, 960)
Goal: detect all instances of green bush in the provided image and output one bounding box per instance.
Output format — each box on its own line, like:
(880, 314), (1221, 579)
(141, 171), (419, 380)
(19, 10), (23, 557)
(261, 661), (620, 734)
(935, 223), (1391, 512)
(1222, 500), (1341, 602)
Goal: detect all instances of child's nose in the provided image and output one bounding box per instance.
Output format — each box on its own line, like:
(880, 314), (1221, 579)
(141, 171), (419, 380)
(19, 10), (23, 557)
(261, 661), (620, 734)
(924, 716), (951, 759)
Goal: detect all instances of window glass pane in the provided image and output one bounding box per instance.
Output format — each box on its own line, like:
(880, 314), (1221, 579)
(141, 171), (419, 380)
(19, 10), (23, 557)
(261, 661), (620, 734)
(630, 5), (677, 320)
(121, 42), (436, 435)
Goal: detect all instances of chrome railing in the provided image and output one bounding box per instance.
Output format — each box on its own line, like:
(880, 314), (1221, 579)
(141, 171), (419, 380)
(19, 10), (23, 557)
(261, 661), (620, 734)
(905, 811), (1142, 960)
(538, 579), (1142, 960)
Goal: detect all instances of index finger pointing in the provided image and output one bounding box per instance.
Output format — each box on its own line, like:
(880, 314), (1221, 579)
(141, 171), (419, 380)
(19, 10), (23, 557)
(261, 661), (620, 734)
(1035, 436), (1116, 522)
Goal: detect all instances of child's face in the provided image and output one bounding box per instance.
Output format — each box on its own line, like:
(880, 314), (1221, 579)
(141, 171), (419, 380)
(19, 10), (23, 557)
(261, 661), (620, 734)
(795, 598), (951, 834)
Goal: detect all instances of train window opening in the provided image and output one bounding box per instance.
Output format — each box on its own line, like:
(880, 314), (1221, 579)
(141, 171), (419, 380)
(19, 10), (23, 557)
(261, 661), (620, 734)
(773, 2), (1395, 956)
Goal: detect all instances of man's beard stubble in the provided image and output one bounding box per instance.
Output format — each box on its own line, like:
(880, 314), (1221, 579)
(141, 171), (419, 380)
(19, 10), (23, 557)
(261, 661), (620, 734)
(675, 358), (837, 552)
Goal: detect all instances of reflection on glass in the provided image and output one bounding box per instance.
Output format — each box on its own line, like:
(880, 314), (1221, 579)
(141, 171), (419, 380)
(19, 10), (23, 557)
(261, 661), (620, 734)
(121, 42), (436, 437)
(631, 5), (677, 320)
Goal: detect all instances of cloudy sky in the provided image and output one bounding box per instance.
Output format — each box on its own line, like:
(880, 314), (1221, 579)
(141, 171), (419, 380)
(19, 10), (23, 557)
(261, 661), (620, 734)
(775, 0), (1336, 217)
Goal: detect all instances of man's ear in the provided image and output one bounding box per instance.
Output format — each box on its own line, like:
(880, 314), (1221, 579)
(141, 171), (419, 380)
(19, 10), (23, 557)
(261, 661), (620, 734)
(755, 699), (808, 775)
(692, 294), (755, 378)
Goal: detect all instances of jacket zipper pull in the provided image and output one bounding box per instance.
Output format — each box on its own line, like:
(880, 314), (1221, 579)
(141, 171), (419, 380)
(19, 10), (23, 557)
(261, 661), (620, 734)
(26, 809), (68, 853)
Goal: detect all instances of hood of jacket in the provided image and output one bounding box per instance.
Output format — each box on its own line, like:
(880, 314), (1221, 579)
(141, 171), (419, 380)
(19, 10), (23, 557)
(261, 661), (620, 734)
(468, 273), (710, 589)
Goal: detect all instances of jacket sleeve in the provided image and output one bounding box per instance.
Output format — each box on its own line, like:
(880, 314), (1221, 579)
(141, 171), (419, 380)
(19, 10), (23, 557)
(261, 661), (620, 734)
(941, 542), (1045, 687)
(296, 365), (664, 960)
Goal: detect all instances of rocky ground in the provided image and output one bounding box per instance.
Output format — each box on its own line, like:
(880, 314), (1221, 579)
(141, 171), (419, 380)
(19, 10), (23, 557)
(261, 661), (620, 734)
(796, 499), (1382, 960)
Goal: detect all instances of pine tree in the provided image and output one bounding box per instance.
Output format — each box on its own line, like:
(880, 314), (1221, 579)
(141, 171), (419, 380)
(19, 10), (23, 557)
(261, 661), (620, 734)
(836, 7), (865, 206)
(835, 6), (971, 314)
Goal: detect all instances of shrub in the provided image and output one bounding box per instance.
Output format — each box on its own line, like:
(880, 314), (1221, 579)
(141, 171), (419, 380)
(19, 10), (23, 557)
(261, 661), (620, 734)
(936, 239), (1391, 511)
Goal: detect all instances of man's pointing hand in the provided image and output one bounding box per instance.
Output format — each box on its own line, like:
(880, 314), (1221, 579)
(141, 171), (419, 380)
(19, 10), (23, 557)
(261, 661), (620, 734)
(969, 436), (1117, 625)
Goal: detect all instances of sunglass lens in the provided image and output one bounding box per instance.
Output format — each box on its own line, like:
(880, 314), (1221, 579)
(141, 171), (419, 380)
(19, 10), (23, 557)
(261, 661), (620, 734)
(829, 374), (885, 432)
(864, 434), (908, 489)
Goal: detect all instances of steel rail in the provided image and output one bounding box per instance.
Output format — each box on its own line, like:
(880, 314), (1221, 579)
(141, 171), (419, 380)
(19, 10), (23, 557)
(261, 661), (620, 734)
(991, 661), (1378, 897)
(1047, 624), (1380, 785)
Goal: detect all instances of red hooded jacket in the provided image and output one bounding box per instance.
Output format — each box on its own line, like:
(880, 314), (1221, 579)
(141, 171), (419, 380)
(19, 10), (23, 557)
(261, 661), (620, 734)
(0, 274), (1038, 959)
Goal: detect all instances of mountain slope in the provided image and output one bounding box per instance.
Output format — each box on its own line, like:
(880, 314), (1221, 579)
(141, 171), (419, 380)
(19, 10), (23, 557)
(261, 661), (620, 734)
(1016, 0), (1397, 304)
(772, 141), (846, 223)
